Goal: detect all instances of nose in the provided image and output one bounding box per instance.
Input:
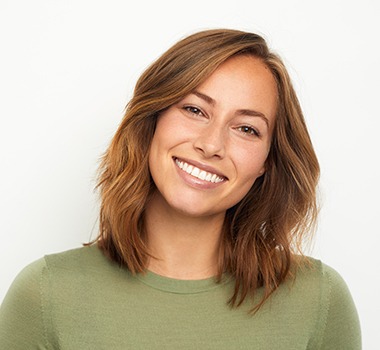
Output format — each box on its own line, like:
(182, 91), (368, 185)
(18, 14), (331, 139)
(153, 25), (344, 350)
(193, 123), (226, 159)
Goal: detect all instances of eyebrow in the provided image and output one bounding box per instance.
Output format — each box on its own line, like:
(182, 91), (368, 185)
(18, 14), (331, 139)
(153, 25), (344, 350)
(192, 91), (216, 106)
(192, 90), (270, 128)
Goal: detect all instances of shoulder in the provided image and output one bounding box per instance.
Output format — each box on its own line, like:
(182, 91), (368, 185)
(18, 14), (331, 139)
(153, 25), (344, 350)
(2, 245), (110, 296)
(2, 245), (120, 307)
(0, 257), (48, 346)
(0, 257), (47, 317)
(44, 244), (112, 270)
(2, 256), (47, 295)
(291, 257), (361, 349)
(1, 245), (113, 308)
(2, 245), (125, 314)
(44, 244), (108, 266)
(42, 244), (122, 285)
(293, 257), (350, 291)
(277, 257), (346, 304)
(0, 246), (121, 347)
(291, 257), (359, 322)
(294, 257), (358, 311)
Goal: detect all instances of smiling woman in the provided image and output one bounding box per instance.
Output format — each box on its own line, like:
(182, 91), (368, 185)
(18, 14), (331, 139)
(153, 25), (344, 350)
(148, 56), (275, 220)
(0, 29), (361, 349)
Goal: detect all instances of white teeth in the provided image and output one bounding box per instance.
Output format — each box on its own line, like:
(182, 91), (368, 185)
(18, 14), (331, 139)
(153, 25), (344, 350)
(191, 167), (200, 177)
(185, 165), (193, 174)
(175, 158), (225, 183)
(199, 171), (207, 180)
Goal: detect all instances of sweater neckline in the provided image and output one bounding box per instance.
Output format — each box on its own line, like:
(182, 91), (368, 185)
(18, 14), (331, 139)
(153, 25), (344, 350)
(133, 270), (232, 294)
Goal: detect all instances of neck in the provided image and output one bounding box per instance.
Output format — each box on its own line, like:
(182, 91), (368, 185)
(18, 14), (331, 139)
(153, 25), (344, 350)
(144, 193), (225, 280)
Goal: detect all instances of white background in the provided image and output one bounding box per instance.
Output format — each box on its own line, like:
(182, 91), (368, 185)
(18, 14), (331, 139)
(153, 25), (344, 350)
(0, 0), (379, 348)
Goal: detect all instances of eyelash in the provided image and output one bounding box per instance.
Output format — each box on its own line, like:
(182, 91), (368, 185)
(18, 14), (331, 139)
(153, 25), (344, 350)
(236, 125), (261, 137)
(183, 105), (205, 117)
(183, 105), (261, 138)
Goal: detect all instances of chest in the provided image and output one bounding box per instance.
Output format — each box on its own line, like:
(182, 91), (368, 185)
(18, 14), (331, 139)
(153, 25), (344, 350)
(50, 284), (318, 349)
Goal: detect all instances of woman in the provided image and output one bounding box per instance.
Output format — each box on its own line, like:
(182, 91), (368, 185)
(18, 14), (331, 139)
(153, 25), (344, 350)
(0, 29), (361, 349)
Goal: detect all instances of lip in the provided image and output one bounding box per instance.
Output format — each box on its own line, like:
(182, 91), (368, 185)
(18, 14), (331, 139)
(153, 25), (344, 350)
(172, 157), (228, 180)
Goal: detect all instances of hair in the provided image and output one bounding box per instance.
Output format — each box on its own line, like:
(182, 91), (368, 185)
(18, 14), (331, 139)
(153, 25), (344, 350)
(93, 28), (320, 313)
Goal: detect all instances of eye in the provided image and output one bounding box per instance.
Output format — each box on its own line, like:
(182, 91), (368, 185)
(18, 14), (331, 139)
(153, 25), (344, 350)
(236, 125), (260, 137)
(183, 105), (205, 117)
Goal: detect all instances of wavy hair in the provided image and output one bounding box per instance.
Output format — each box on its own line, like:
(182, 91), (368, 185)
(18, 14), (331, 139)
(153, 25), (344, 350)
(94, 29), (320, 312)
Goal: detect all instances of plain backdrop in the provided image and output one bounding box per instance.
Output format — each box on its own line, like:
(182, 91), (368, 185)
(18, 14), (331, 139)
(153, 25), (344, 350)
(0, 0), (379, 348)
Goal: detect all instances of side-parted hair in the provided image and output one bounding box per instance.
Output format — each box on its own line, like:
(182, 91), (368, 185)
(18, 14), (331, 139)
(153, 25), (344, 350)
(94, 29), (320, 312)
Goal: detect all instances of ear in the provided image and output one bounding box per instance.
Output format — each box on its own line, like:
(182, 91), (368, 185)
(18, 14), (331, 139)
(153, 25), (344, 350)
(258, 167), (265, 176)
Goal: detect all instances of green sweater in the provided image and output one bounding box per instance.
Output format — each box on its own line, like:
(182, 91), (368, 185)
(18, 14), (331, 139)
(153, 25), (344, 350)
(0, 245), (361, 349)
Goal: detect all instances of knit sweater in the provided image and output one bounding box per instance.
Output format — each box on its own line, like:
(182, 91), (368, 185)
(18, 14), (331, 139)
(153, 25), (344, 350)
(0, 245), (361, 349)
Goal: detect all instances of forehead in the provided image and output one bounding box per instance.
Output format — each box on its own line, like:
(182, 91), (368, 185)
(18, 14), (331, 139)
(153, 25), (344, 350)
(195, 55), (278, 121)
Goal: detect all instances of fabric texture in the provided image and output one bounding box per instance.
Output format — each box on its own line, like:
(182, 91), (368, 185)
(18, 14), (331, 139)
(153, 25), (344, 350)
(0, 245), (361, 349)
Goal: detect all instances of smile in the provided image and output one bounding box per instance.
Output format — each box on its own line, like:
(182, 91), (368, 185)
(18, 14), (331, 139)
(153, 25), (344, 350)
(174, 158), (226, 183)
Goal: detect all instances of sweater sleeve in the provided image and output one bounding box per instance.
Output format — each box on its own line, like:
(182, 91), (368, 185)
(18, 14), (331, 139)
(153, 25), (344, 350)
(0, 258), (53, 349)
(317, 264), (361, 350)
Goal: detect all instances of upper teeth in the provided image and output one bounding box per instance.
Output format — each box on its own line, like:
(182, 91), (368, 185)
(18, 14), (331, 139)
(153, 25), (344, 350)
(175, 159), (225, 183)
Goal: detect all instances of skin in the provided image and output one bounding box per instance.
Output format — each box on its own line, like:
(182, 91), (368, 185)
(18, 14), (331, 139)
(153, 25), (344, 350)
(145, 55), (278, 279)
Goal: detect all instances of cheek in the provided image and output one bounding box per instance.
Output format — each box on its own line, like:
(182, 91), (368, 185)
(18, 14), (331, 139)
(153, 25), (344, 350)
(228, 162), (265, 209)
(149, 128), (168, 177)
(235, 149), (268, 181)
(148, 116), (186, 176)
(226, 151), (267, 203)
(153, 113), (189, 146)
(150, 117), (175, 156)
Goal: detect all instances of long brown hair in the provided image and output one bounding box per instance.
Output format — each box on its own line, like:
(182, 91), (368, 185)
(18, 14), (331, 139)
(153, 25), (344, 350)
(94, 29), (320, 312)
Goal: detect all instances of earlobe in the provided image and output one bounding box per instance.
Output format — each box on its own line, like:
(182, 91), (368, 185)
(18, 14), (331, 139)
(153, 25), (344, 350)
(258, 168), (265, 176)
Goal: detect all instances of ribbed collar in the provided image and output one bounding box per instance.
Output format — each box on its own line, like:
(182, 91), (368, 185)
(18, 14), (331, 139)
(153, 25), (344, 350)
(133, 270), (232, 294)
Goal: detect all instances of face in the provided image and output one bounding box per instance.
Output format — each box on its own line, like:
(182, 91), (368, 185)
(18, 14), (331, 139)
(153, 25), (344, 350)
(148, 55), (278, 219)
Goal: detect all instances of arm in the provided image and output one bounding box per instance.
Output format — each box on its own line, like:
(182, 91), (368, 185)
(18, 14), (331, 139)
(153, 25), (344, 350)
(0, 258), (53, 349)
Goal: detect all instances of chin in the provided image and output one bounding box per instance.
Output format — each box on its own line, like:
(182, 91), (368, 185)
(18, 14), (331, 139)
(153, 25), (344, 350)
(165, 197), (226, 219)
